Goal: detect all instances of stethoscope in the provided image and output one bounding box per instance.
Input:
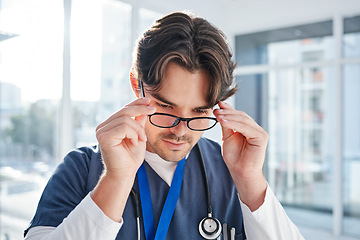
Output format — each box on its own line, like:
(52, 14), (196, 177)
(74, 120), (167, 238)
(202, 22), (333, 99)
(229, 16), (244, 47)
(130, 144), (222, 240)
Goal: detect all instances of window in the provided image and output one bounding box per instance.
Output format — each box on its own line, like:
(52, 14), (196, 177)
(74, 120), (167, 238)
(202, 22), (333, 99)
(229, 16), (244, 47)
(343, 16), (360, 58)
(235, 21), (333, 66)
(0, 0), (63, 238)
(71, 0), (132, 148)
(343, 63), (360, 235)
(235, 15), (360, 237)
(342, 16), (360, 236)
(267, 66), (335, 213)
(0, 1), (162, 238)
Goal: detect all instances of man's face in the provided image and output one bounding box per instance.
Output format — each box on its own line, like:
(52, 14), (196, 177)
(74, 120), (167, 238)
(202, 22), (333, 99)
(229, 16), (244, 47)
(144, 62), (212, 162)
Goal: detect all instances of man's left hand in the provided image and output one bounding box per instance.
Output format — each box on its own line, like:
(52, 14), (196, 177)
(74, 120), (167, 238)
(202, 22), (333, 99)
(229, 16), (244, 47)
(213, 101), (269, 211)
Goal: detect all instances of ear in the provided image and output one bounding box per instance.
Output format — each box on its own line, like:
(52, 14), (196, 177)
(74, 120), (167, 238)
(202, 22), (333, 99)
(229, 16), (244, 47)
(130, 71), (140, 98)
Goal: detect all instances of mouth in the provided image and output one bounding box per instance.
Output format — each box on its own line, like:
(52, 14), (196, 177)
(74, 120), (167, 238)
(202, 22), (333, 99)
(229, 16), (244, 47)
(162, 139), (187, 150)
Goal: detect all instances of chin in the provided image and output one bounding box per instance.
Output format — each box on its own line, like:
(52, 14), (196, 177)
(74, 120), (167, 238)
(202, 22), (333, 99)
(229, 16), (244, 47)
(154, 143), (193, 162)
(159, 150), (189, 162)
(146, 135), (197, 161)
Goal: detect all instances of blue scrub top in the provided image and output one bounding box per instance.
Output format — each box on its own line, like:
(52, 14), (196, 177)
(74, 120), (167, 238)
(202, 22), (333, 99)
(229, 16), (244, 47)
(25, 138), (246, 239)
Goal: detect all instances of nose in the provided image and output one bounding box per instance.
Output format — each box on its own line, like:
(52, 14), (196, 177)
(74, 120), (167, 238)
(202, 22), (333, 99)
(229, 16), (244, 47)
(170, 119), (188, 137)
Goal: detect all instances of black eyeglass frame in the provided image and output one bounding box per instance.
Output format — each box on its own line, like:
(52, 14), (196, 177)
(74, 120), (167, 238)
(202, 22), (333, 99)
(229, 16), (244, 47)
(149, 112), (218, 131)
(139, 80), (218, 131)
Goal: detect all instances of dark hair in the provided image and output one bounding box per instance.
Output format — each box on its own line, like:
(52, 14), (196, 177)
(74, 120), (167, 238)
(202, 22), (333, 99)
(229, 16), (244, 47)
(132, 11), (237, 106)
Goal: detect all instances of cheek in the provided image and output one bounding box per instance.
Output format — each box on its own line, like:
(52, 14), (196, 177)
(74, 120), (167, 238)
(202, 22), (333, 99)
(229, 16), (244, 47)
(186, 131), (203, 145)
(145, 121), (167, 139)
(193, 131), (204, 141)
(145, 121), (157, 137)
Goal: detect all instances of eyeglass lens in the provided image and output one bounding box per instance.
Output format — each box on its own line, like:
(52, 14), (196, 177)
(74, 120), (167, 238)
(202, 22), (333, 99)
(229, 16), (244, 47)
(149, 114), (217, 131)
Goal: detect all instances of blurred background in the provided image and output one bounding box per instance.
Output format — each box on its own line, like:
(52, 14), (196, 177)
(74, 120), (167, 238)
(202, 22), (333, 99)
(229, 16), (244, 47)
(0, 0), (359, 239)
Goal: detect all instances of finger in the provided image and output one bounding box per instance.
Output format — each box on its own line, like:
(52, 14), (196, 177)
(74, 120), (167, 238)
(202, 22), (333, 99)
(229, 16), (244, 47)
(219, 119), (267, 145)
(214, 108), (246, 116)
(97, 104), (154, 131)
(215, 102), (265, 134)
(219, 121), (235, 141)
(135, 115), (148, 128)
(214, 108), (253, 122)
(96, 98), (156, 131)
(97, 123), (142, 147)
(125, 97), (151, 107)
(217, 101), (235, 110)
(216, 112), (264, 134)
(97, 116), (147, 142)
(216, 101), (238, 140)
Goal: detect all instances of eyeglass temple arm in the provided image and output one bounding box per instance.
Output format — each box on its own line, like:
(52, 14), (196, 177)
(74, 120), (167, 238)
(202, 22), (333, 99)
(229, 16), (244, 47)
(139, 80), (145, 98)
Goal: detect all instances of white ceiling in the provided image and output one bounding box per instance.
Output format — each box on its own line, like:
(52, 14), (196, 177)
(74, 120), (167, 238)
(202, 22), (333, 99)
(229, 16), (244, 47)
(125, 0), (360, 39)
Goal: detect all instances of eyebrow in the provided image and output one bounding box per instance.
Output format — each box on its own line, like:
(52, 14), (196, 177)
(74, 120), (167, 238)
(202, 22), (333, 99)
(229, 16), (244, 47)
(152, 93), (177, 107)
(151, 93), (213, 110)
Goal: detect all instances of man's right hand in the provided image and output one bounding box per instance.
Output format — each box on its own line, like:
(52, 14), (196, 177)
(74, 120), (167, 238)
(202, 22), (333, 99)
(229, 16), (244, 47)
(95, 97), (156, 180)
(90, 97), (156, 222)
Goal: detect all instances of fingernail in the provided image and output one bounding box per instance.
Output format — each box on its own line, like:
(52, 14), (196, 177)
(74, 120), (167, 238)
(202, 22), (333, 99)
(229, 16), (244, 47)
(147, 106), (156, 110)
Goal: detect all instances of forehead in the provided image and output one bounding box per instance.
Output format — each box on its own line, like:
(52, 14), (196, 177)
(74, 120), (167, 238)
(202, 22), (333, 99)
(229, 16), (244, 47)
(155, 62), (211, 108)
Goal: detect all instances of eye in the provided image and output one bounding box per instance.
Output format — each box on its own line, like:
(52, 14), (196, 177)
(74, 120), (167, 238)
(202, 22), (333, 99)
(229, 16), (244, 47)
(156, 102), (173, 109)
(194, 109), (209, 115)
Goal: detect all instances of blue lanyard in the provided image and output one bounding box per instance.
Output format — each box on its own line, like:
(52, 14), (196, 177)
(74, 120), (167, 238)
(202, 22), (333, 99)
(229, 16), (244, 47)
(137, 158), (186, 240)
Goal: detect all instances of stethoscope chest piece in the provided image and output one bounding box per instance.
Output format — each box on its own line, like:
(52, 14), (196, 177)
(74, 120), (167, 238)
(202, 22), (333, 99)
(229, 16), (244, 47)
(198, 215), (222, 239)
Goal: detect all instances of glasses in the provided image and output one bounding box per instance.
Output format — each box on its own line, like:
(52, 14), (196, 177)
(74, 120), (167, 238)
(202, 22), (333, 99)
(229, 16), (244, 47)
(149, 113), (218, 131)
(139, 80), (217, 131)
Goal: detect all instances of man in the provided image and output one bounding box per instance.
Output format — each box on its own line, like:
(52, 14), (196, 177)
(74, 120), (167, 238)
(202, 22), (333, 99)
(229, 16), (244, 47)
(24, 12), (304, 239)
